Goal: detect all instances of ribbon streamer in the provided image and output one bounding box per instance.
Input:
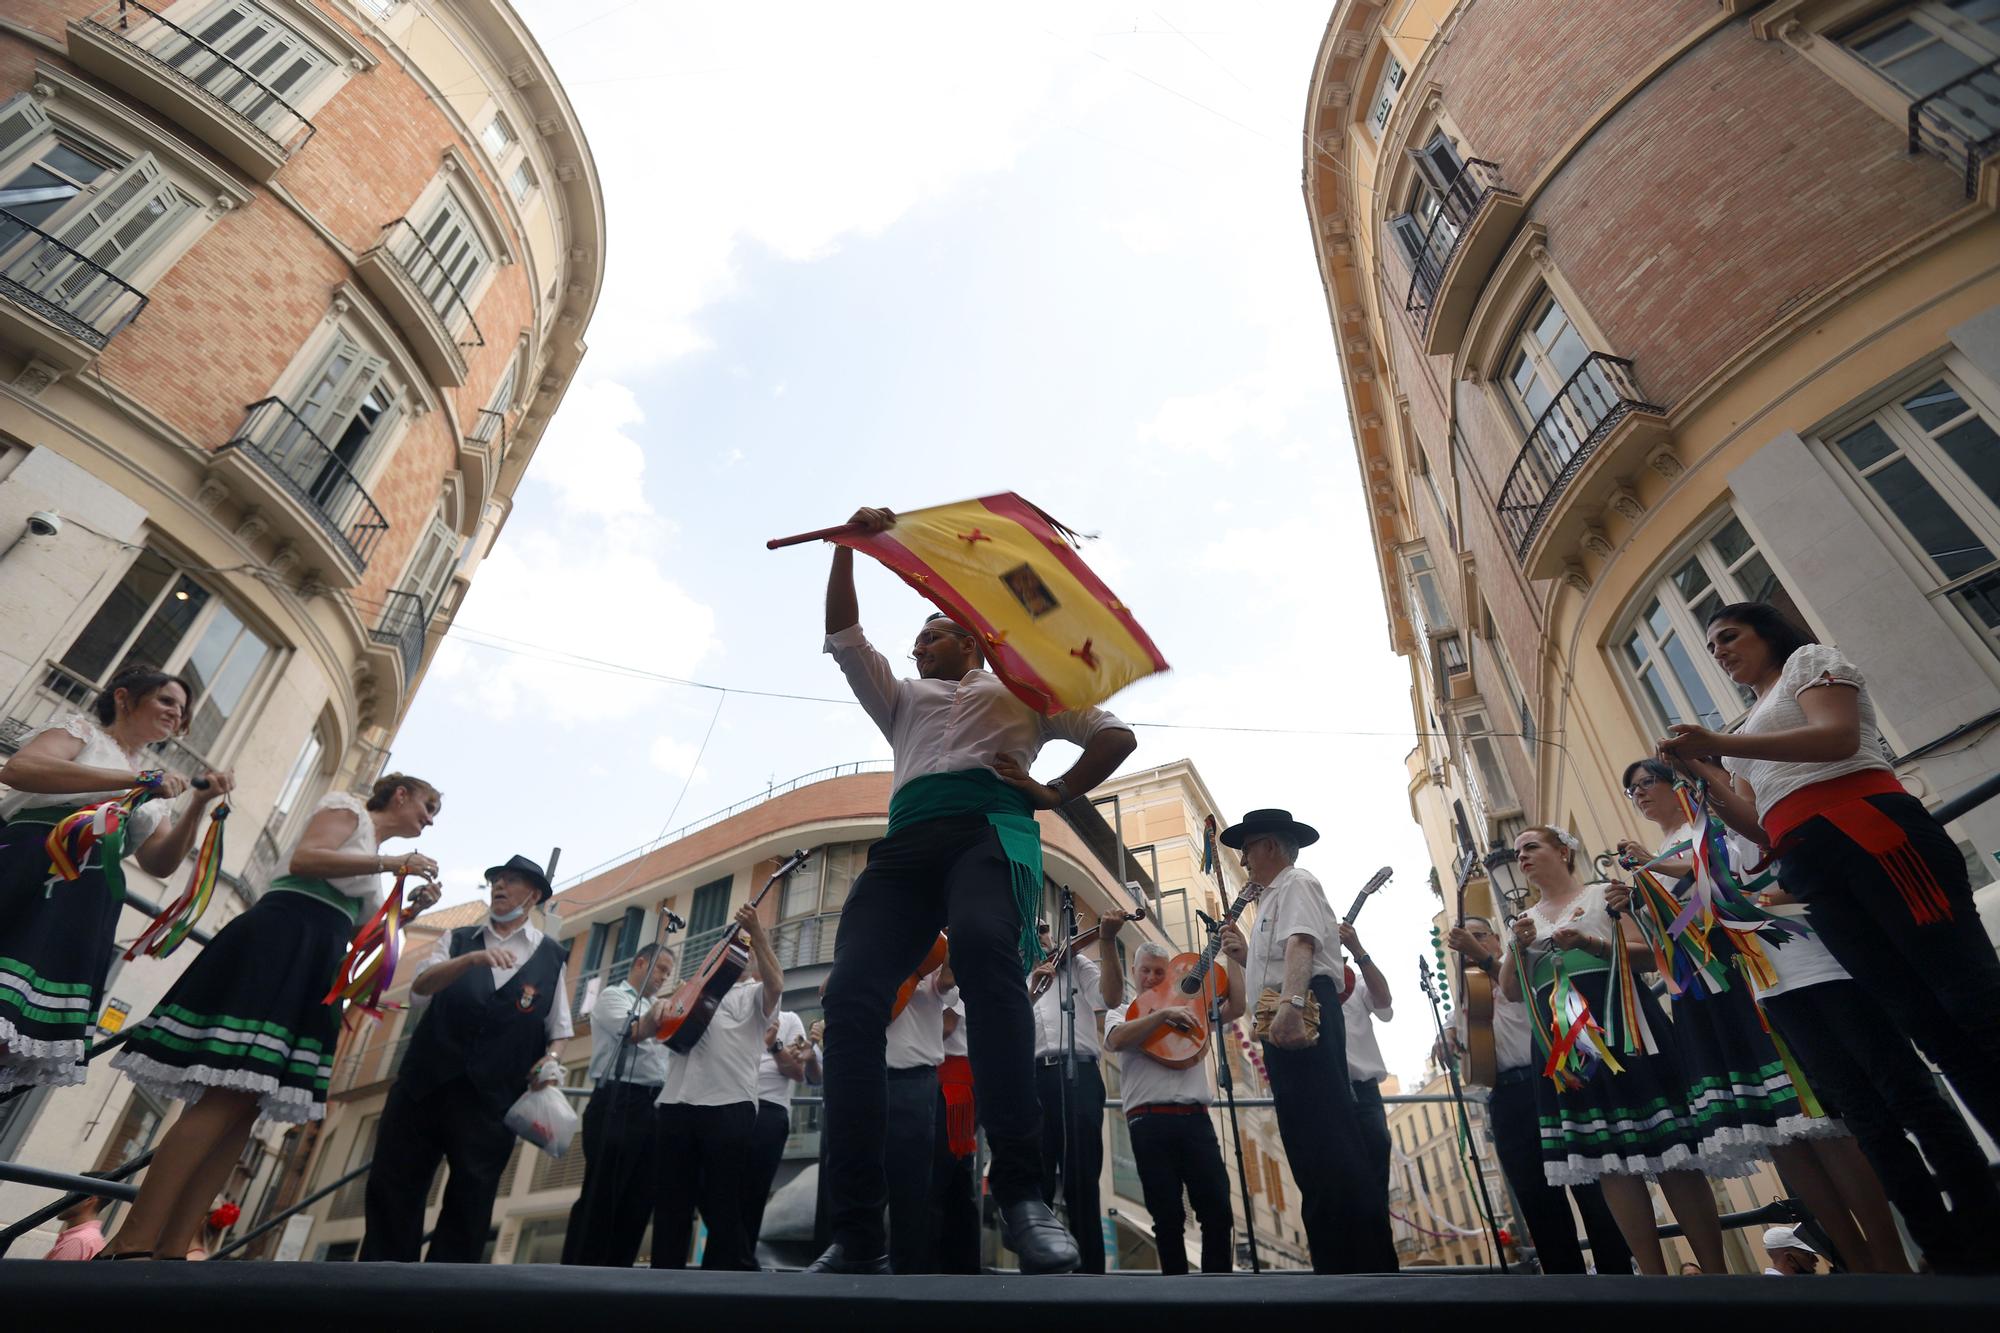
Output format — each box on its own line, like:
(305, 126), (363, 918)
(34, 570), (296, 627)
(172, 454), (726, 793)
(44, 775), (165, 889)
(125, 802), (229, 960)
(322, 874), (414, 1020)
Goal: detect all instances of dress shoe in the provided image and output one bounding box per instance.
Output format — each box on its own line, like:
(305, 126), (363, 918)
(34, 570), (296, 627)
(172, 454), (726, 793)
(803, 1242), (892, 1274)
(999, 1199), (1081, 1274)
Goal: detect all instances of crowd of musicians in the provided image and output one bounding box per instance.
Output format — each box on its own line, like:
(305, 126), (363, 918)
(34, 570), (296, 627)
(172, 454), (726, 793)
(3, 504), (1997, 1275)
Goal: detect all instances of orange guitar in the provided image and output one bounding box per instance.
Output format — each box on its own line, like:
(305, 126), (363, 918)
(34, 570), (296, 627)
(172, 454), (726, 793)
(889, 933), (951, 1021)
(1128, 883), (1263, 1069)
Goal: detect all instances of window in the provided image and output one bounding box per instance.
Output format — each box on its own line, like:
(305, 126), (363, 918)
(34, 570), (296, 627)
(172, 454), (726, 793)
(1829, 375), (2000, 659)
(1389, 133), (1468, 278)
(508, 159), (536, 203)
(402, 191), (490, 325)
(1842, 3), (2000, 105)
(270, 726), (325, 826)
(359, 0), (401, 19)
(480, 113), (515, 159)
(395, 507), (460, 616)
(164, 1), (335, 133)
(611, 905), (644, 966)
(1453, 707), (1519, 818)
(1368, 55), (1406, 138)
(677, 876), (734, 974)
(1502, 292), (1595, 437)
(781, 841), (872, 919)
(1616, 514), (1807, 732)
(1405, 549), (1451, 640)
(285, 332), (401, 482)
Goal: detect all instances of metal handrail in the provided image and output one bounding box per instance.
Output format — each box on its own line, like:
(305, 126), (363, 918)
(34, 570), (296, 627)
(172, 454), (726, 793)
(0, 1150), (154, 1258)
(81, 0), (317, 158)
(375, 217), (486, 350)
(209, 1159), (373, 1261)
(470, 408), (508, 450)
(0, 206), (150, 348)
(370, 589), (428, 686)
(1399, 158), (1505, 332)
(219, 397), (391, 571)
(1494, 353), (1662, 562)
(1908, 56), (2000, 199)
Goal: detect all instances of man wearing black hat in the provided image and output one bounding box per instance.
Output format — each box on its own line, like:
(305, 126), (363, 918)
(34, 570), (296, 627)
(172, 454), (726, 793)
(361, 854), (572, 1262)
(1222, 809), (1397, 1274)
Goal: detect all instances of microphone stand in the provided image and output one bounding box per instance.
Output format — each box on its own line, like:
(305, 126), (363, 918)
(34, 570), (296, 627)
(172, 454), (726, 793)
(1419, 955), (1507, 1274)
(1197, 908), (1260, 1274)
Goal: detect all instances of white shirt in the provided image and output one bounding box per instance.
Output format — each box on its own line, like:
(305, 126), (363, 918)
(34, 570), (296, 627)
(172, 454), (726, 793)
(824, 624), (1130, 792)
(1341, 965), (1393, 1083)
(1103, 970), (1225, 1108)
(1724, 644), (1892, 820)
(0, 713), (174, 848)
(658, 978), (771, 1108)
(1452, 973), (1534, 1075)
(588, 981), (672, 1087)
(942, 987), (967, 1058)
(757, 1010), (808, 1106)
(1244, 866), (1345, 1001)
(1032, 952), (1106, 1058)
(1662, 826), (1851, 1000)
(413, 917), (574, 1042)
(886, 975), (948, 1070)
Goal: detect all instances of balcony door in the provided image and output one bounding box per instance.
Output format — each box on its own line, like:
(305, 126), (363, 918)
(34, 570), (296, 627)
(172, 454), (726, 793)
(281, 333), (395, 504)
(164, 0), (333, 134)
(402, 191), (489, 326)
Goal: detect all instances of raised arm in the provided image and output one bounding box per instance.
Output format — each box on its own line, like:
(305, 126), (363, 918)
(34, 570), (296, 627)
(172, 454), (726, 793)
(1661, 681), (1861, 768)
(0, 726), (181, 797)
(825, 506), (896, 635)
(741, 904), (784, 1017)
(1097, 914), (1127, 1008)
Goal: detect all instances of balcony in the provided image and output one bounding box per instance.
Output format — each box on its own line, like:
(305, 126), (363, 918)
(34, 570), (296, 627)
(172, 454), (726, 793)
(354, 218), (485, 386)
(1909, 57), (2000, 202)
(771, 912), (840, 971)
(369, 589), (428, 690)
(0, 208), (148, 369)
(1495, 353), (1670, 580)
(66, 2), (317, 183)
(210, 398), (389, 583)
(461, 408), (505, 506)
(1401, 159), (1524, 357)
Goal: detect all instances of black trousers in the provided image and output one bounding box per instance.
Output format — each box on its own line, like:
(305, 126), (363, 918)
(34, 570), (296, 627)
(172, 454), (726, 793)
(1764, 979), (2000, 1273)
(562, 1081), (660, 1266)
(929, 1086), (981, 1274)
(1351, 1078), (1392, 1211)
(1127, 1111), (1233, 1274)
(741, 1099), (792, 1257)
(652, 1101), (756, 1269)
(1486, 1071), (1632, 1274)
(1782, 794), (2000, 1145)
(821, 816), (1044, 1254)
(886, 1066), (940, 1273)
(1261, 974), (1397, 1273)
(1036, 1057), (1106, 1273)
(360, 1075), (512, 1263)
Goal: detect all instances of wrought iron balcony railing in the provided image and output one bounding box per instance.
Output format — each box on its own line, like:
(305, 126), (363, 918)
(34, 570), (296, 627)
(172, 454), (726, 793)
(370, 589), (428, 685)
(1401, 158), (1506, 333)
(0, 206), (149, 349)
(470, 407), (507, 449)
(78, 0), (318, 160)
(377, 216), (486, 350)
(1495, 353), (1662, 563)
(771, 912), (840, 970)
(218, 398), (390, 571)
(1910, 57), (2000, 199)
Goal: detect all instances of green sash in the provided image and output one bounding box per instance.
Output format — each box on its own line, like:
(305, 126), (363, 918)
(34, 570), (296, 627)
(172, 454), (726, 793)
(265, 874), (363, 925)
(887, 770), (1046, 971)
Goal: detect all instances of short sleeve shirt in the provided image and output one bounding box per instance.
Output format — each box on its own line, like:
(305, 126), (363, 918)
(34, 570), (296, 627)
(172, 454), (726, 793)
(1244, 866), (1343, 1000)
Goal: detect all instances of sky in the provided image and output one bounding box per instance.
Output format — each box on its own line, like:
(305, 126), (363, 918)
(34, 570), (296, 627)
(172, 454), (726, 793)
(387, 1), (1447, 1082)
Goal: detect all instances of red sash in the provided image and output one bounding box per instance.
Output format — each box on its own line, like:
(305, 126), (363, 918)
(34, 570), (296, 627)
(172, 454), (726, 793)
(938, 1053), (976, 1158)
(1763, 769), (1952, 924)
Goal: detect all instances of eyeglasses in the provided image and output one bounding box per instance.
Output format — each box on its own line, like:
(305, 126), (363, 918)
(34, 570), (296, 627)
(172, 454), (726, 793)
(1625, 776), (1664, 797)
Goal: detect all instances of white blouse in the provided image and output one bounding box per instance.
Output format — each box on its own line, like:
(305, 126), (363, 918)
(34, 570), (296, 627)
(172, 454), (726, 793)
(0, 714), (174, 848)
(297, 791), (384, 911)
(1725, 644), (1892, 821)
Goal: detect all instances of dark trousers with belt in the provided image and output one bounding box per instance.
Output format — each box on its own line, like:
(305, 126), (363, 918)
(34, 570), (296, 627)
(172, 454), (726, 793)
(360, 1075), (512, 1263)
(1127, 1108), (1233, 1274)
(1486, 1069), (1632, 1274)
(1351, 1077), (1392, 1214)
(1764, 979), (2000, 1273)
(821, 817), (1045, 1256)
(1261, 975), (1397, 1273)
(929, 1086), (981, 1274)
(652, 1101), (756, 1269)
(886, 1065), (940, 1273)
(1035, 1055), (1106, 1273)
(562, 1081), (660, 1266)
(742, 1099), (792, 1256)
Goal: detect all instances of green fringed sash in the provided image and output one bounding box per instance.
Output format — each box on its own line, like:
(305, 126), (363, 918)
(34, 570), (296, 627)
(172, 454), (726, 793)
(888, 769), (1046, 972)
(265, 874), (364, 925)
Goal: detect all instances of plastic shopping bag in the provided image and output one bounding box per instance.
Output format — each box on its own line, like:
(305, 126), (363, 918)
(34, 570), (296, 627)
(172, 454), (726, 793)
(503, 1084), (579, 1158)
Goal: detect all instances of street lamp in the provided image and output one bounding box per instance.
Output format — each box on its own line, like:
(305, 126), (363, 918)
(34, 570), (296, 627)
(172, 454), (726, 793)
(1483, 840), (1529, 919)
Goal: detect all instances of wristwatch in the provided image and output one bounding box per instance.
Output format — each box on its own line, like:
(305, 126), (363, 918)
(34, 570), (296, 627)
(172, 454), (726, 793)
(1354, 952), (1373, 968)
(1285, 994), (1308, 1011)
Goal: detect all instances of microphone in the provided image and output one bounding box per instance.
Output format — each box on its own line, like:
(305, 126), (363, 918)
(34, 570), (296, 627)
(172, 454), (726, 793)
(664, 911), (687, 932)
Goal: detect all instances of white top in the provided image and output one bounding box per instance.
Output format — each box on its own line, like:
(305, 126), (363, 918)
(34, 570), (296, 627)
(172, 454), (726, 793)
(308, 792), (386, 912)
(887, 975), (948, 1070)
(1662, 825), (1851, 1000)
(1516, 883), (1619, 990)
(413, 917), (575, 1042)
(1724, 645), (1891, 820)
(0, 713), (174, 848)
(823, 624), (1130, 792)
(1341, 966), (1393, 1083)
(941, 986), (966, 1057)
(1105, 992), (1219, 1108)
(1244, 865), (1345, 1000)
(588, 981), (672, 1087)
(1032, 952), (1106, 1058)
(658, 977), (772, 1108)
(757, 1010), (807, 1105)
(1455, 977), (1535, 1075)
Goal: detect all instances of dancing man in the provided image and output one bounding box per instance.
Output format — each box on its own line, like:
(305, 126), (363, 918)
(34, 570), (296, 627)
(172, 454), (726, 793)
(808, 506), (1137, 1274)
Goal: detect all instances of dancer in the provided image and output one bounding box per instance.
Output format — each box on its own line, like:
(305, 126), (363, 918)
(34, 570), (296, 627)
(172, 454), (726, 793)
(564, 943), (672, 1267)
(809, 506), (1136, 1275)
(1030, 916), (1110, 1273)
(102, 776), (441, 1260)
(743, 1004), (814, 1259)
(0, 666), (230, 1092)
(361, 854), (569, 1262)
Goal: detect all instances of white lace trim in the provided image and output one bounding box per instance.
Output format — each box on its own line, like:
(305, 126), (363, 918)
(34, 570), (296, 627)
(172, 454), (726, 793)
(1697, 1114), (1849, 1160)
(1543, 1142), (1755, 1186)
(0, 1017), (88, 1091)
(110, 1050), (324, 1125)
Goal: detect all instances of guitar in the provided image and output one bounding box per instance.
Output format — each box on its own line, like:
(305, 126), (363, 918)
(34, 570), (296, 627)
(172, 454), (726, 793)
(655, 849), (809, 1053)
(1336, 866), (1394, 1001)
(1028, 908), (1147, 999)
(889, 932), (951, 1021)
(1448, 851), (1499, 1088)
(1129, 883), (1264, 1069)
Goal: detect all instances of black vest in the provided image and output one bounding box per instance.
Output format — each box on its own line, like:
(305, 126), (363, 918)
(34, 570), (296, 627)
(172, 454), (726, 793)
(400, 925), (568, 1116)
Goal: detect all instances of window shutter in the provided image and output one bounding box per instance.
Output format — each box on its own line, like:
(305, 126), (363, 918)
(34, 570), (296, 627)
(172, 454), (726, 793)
(0, 93), (53, 173)
(42, 153), (184, 315)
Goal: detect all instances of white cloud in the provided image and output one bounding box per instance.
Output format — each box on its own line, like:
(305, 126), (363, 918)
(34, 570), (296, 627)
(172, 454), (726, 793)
(648, 733), (710, 785)
(523, 377), (653, 520)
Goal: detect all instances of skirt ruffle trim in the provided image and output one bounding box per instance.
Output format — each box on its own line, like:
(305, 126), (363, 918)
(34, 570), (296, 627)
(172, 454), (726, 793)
(0, 1018), (86, 1091)
(1543, 1142), (1757, 1185)
(1692, 1114), (1849, 1163)
(109, 1050), (324, 1125)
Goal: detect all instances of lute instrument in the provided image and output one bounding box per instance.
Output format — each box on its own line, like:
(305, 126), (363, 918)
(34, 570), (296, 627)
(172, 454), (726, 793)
(1335, 866), (1393, 1000)
(1450, 844), (1499, 1088)
(1028, 907), (1146, 999)
(890, 932), (951, 1021)
(655, 849), (809, 1052)
(1130, 883), (1263, 1069)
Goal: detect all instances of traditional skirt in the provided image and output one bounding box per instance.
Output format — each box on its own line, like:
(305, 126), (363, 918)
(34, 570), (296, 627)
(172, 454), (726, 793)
(0, 809), (124, 1092)
(1534, 968), (1722, 1186)
(111, 886), (352, 1123)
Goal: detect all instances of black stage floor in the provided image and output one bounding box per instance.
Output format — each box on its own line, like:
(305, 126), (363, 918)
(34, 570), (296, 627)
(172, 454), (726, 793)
(6, 1264), (1998, 1330)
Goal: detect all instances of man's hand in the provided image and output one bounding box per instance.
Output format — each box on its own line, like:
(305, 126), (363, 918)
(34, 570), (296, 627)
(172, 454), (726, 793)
(1100, 913), (1127, 942)
(735, 903), (765, 943)
(808, 1019), (826, 1045)
(764, 1018), (781, 1048)
(991, 753), (1060, 809)
(465, 948), (513, 970)
(1446, 925), (1493, 962)
(529, 1056), (562, 1091)
(408, 881), (443, 914)
(1268, 1002), (1311, 1050)
(1338, 923), (1363, 954)
(848, 506), (896, 534)
(1028, 960), (1057, 991)
(1158, 1005), (1198, 1031)
(1219, 922), (1247, 965)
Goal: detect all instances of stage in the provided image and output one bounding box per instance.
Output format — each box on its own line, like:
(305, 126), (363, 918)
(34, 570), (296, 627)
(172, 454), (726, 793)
(7, 1263), (1997, 1329)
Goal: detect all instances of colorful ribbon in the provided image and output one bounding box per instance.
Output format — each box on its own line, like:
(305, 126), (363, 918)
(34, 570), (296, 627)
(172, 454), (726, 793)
(321, 874), (413, 1020)
(125, 802), (229, 960)
(43, 773), (167, 907)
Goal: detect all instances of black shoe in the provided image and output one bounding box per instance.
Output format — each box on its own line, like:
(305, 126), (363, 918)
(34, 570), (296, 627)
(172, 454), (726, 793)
(803, 1242), (892, 1274)
(999, 1200), (1081, 1275)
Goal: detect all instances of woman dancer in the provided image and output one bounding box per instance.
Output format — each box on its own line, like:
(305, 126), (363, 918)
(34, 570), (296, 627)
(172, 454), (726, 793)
(1500, 825), (1727, 1275)
(0, 665), (231, 1092)
(1619, 758), (1905, 1272)
(99, 774), (442, 1260)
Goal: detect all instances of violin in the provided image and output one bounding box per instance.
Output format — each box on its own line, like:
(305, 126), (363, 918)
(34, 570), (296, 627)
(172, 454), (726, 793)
(1029, 908), (1146, 998)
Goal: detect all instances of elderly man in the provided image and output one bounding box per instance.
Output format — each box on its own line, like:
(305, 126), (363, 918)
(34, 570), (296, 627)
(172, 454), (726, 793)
(1226, 809), (1395, 1274)
(1763, 1225), (1822, 1275)
(1100, 928), (1243, 1274)
(809, 508), (1137, 1275)
(563, 943), (673, 1267)
(362, 854), (569, 1262)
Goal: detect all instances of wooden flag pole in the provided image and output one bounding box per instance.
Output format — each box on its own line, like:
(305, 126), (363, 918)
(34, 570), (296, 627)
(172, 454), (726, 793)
(767, 522), (865, 550)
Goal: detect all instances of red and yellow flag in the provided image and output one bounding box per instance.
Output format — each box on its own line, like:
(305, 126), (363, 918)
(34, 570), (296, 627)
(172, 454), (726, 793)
(821, 493), (1168, 715)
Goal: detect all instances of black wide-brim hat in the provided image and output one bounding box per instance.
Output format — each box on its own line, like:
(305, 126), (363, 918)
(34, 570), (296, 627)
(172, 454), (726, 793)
(485, 853), (553, 903)
(1219, 808), (1320, 850)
